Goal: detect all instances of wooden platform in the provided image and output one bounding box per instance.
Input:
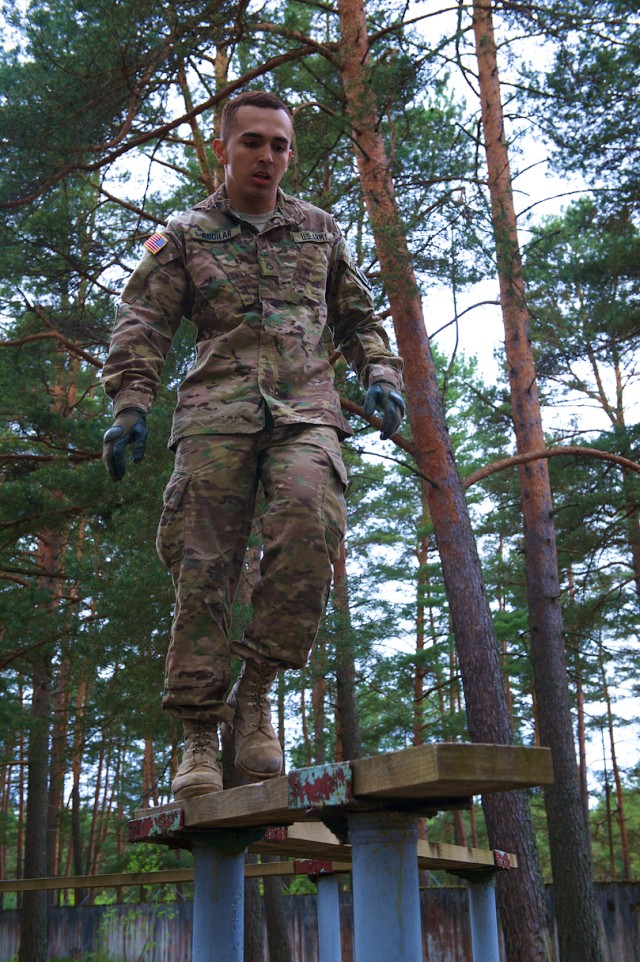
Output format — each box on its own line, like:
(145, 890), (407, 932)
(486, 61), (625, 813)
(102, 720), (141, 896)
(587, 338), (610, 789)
(129, 742), (553, 840)
(125, 743), (543, 962)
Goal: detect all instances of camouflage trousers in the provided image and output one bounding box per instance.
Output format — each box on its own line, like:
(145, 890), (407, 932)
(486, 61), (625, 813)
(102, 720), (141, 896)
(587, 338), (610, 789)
(157, 425), (348, 721)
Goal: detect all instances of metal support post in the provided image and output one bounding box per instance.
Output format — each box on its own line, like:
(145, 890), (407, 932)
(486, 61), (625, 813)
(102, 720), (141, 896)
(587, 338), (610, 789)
(468, 873), (500, 962)
(348, 812), (423, 962)
(191, 838), (245, 962)
(316, 873), (342, 962)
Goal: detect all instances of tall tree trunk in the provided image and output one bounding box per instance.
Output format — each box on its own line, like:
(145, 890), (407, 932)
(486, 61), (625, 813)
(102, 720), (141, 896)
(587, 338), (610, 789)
(414, 504), (429, 747)
(568, 567), (591, 826)
(142, 736), (159, 808)
(311, 637), (327, 764)
(598, 643), (631, 879)
(333, 540), (362, 760)
(17, 690), (26, 887)
(336, 1), (551, 958)
(19, 530), (61, 962)
(619, 466), (640, 603)
(70, 675), (88, 903)
(263, 858), (293, 962)
(47, 657), (70, 905)
(244, 853), (265, 962)
(85, 729), (105, 877)
(19, 654), (51, 962)
(472, 4), (605, 960)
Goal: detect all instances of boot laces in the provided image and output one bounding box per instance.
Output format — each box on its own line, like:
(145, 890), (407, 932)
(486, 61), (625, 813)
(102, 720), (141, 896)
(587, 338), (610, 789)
(189, 722), (215, 754)
(248, 664), (273, 723)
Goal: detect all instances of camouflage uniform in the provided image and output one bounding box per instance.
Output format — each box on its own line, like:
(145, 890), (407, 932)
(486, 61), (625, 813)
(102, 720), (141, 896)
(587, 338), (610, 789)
(103, 185), (403, 721)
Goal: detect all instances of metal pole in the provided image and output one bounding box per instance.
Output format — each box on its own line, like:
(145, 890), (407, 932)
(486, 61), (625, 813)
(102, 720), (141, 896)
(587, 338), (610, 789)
(468, 874), (500, 962)
(348, 812), (423, 962)
(192, 839), (245, 962)
(316, 874), (342, 962)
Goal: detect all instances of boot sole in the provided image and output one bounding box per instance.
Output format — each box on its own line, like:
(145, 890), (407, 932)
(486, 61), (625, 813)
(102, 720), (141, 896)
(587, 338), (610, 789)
(173, 781), (223, 800)
(235, 758), (284, 782)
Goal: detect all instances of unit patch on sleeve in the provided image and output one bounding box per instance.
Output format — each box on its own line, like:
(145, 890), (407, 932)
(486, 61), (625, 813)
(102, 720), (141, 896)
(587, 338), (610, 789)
(144, 232), (169, 255)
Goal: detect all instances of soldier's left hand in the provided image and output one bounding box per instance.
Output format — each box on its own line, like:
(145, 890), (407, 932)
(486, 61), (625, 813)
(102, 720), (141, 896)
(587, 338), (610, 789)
(363, 381), (406, 440)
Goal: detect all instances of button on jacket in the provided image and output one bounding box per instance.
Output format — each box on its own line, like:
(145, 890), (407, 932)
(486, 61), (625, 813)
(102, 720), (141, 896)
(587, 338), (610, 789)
(102, 186), (404, 447)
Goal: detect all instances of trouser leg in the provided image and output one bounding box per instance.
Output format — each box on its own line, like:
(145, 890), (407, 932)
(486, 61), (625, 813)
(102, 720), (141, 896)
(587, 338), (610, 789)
(157, 425), (348, 719)
(157, 435), (259, 721)
(232, 425), (348, 669)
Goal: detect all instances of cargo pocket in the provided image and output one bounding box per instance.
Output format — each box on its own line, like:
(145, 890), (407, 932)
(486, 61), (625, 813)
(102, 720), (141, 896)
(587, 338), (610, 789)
(321, 445), (348, 563)
(156, 471), (190, 569)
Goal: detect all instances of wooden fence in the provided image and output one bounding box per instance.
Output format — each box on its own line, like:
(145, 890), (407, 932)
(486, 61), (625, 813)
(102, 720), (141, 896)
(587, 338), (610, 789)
(0, 882), (638, 961)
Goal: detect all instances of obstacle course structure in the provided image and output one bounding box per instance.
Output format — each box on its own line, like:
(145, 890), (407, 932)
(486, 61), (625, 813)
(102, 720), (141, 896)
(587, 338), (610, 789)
(129, 742), (553, 962)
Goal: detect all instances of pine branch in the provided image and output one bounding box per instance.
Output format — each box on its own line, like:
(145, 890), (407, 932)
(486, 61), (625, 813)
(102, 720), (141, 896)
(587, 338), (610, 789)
(464, 446), (640, 489)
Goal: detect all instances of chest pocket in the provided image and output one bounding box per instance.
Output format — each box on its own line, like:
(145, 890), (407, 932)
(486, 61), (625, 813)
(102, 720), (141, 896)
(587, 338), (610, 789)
(186, 226), (259, 309)
(285, 231), (334, 303)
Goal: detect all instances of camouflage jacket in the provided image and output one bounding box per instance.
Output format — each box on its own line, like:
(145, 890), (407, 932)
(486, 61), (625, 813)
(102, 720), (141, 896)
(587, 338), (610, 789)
(102, 186), (404, 447)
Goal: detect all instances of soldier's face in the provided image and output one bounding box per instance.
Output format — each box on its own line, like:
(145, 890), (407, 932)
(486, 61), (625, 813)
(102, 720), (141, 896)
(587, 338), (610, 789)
(213, 106), (293, 214)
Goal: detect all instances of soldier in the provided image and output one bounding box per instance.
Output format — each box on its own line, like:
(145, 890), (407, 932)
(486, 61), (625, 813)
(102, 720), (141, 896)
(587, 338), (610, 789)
(102, 90), (404, 800)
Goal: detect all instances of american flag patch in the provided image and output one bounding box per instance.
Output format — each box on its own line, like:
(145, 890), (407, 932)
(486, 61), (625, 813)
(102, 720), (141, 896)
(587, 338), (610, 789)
(144, 232), (168, 254)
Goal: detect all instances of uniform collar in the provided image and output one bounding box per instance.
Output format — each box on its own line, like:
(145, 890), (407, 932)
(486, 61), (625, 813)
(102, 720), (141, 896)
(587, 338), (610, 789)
(195, 186), (306, 228)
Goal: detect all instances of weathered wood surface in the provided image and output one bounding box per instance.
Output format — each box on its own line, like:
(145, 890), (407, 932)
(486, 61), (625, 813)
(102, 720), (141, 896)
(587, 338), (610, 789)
(168, 742), (552, 830)
(351, 742), (552, 799)
(0, 834), (515, 894)
(0, 861), (353, 893)
(252, 822), (517, 872)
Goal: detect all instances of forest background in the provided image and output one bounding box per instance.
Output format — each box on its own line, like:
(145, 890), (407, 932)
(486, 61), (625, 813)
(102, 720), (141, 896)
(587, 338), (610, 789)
(0, 0), (639, 959)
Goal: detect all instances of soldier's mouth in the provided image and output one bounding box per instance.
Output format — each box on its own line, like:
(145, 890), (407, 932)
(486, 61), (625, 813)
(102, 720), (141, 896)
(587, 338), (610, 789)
(253, 171), (271, 183)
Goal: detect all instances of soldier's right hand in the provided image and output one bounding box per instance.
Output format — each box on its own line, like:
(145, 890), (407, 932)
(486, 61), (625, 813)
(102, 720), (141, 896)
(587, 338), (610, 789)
(102, 408), (148, 482)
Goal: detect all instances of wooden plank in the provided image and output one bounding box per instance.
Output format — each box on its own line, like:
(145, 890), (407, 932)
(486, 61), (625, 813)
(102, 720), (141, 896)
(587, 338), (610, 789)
(184, 777), (294, 829)
(352, 743), (553, 800)
(0, 836), (514, 894)
(416, 840), (517, 871)
(0, 862), (351, 892)
(252, 824), (516, 872)
(251, 822), (350, 861)
(0, 869), (195, 893)
(133, 744), (552, 834)
(182, 744), (551, 829)
(133, 800), (184, 820)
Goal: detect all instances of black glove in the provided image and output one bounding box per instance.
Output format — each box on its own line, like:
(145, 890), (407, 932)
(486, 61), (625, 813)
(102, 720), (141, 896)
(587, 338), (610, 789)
(102, 408), (148, 482)
(363, 381), (406, 440)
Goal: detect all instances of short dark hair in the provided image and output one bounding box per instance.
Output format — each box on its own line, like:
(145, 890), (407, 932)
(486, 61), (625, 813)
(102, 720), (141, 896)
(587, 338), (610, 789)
(219, 91), (292, 142)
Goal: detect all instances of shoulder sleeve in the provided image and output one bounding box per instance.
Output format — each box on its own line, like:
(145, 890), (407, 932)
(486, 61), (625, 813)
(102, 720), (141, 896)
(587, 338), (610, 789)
(102, 224), (192, 414)
(327, 231), (403, 391)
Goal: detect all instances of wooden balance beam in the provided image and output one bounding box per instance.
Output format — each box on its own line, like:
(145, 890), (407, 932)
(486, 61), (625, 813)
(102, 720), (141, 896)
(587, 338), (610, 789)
(128, 741), (552, 962)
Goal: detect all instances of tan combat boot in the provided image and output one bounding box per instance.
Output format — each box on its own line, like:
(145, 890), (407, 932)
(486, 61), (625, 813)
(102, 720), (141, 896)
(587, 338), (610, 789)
(171, 719), (223, 800)
(227, 660), (283, 780)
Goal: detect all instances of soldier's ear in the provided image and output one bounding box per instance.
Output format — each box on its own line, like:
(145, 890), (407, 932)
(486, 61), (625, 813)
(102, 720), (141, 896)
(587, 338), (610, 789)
(213, 139), (226, 165)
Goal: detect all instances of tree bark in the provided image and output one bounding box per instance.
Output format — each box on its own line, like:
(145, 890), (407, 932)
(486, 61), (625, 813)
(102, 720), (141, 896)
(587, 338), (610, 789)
(598, 645), (631, 879)
(263, 860), (293, 962)
(18, 653), (51, 962)
(472, 3), (604, 959)
(333, 540), (362, 760)
(244, 853), (265, 962)
(19, 531), (60, 962)
(47, 657), (70, 902)
(336, 0), (552, 957)
(413, 502), (429, 747)
(311, 637), (327, 764)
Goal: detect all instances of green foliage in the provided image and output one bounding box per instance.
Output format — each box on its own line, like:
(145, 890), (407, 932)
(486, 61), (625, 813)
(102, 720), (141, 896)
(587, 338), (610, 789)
(537, 1), (640, 204)
(0, 0), (638, 915)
